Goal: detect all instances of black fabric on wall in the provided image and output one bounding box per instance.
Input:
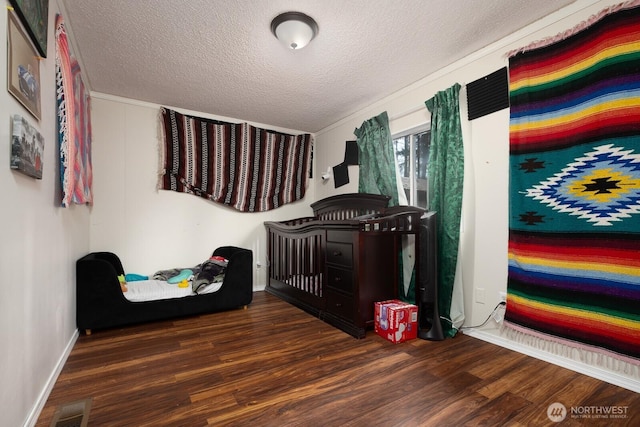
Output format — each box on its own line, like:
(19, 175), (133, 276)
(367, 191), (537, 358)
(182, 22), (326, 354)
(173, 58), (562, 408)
(466, 67), (509, 120)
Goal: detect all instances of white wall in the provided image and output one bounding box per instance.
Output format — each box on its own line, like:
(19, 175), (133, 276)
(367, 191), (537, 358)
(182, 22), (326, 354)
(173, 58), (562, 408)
(1, 1), (91, 426)
(89, 95), (315, 288)
(313, 0), (609, 328)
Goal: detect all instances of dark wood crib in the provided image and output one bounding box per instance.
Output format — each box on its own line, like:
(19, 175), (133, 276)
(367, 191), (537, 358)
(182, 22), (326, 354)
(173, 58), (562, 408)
(264, 193), (424, 338)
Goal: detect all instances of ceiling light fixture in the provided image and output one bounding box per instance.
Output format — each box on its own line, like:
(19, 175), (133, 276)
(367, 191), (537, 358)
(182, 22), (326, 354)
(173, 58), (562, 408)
(270, 12), (318, 50)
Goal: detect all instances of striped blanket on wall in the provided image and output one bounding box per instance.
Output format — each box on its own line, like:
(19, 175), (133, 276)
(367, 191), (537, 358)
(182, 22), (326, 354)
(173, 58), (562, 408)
(159, 107), (312, 212)
(506, 2), (640, 366)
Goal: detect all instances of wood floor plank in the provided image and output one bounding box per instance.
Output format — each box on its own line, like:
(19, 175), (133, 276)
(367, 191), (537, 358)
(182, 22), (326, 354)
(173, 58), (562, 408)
(459, 391), (533, 426)
(475, 356), (544, 400)
(36, 291), (639, 427)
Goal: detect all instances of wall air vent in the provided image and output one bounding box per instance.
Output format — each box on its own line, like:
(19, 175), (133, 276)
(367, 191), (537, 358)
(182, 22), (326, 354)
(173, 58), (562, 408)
(466, 67), (509, 120)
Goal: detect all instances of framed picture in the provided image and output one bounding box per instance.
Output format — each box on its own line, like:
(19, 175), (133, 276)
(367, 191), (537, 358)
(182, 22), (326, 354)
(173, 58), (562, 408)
(11, 114), (44, 179)
(9, 0), (48, 57)
(7, 11), (41, 121)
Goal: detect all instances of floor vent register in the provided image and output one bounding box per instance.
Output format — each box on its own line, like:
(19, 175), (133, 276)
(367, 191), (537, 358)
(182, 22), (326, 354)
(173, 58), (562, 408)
(50, 398), (92, 427)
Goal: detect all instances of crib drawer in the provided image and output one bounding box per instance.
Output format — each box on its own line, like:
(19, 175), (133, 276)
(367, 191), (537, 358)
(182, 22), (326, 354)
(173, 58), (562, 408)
(326, 242), (353, 267)
(326, 289), (354, 321)
(327, 267), (353, 294)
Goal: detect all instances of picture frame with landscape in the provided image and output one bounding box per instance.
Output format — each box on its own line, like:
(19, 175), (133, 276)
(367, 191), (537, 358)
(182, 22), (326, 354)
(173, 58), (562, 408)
(9, 0), (49, 57)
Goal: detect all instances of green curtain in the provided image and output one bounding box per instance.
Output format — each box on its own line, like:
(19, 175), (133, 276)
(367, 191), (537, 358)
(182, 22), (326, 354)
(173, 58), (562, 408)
(354, 111), (400, 206)
(425, 83), (464, 337)
(356, 111), (415, 301)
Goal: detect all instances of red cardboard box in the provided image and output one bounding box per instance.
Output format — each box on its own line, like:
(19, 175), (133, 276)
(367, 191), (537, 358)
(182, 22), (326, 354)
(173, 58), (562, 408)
(374, 299), (418, 343)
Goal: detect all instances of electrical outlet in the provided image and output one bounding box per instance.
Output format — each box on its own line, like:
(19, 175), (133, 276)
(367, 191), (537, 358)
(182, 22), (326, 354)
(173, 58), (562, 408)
(475, 287), (486, 304)
(499, 291), (507, 303)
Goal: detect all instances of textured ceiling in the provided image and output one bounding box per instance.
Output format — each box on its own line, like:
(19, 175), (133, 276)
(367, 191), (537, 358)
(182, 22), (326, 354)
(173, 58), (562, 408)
(59, 0), (576, 133)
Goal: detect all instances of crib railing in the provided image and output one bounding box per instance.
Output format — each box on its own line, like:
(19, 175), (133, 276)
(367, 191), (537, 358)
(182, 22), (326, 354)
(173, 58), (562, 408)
(316, 207), (383, 221)
(358, 206), (424, 233)
(267, 224), (325, 298)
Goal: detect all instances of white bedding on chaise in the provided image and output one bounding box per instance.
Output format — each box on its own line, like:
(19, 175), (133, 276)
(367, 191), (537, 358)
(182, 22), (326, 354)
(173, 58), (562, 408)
(123, 279), (223, 302)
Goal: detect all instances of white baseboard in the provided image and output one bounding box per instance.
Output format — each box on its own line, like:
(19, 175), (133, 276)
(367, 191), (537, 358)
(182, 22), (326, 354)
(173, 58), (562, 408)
(464, 328), (640, 393)
(24, 329), (79, 427)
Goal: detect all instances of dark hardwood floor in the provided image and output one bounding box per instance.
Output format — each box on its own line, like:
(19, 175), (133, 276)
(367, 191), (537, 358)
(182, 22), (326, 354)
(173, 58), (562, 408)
(37, 291), (638, 426)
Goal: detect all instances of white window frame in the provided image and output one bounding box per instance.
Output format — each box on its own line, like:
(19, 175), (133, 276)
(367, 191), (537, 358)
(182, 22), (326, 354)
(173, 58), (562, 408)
(392, 124), (430, 208)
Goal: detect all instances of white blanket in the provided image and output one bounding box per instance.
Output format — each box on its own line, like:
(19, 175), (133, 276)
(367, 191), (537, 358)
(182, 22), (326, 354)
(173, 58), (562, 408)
(123, 279), (223, 302)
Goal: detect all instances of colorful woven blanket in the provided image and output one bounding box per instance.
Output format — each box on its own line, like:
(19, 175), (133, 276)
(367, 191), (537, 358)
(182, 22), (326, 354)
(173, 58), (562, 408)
(159, 107), (312, 212)
(55, 14), (93, 206)
(506, 3), (640, 364)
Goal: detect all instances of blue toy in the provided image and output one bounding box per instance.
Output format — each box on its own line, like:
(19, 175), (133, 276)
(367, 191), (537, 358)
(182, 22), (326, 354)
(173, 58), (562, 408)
(167, 269), (193, 284)
(125, 273), (148, 282)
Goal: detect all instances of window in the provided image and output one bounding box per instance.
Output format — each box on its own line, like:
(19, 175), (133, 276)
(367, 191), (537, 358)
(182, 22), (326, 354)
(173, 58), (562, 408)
(393, 126), (430, 209)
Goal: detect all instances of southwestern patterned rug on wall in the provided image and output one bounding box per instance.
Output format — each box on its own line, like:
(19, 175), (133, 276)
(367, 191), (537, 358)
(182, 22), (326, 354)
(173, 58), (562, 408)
(505, 1), (640, 376)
